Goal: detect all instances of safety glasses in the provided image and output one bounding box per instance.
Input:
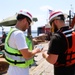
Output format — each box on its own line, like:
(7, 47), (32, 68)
(26, 18), (31, 26)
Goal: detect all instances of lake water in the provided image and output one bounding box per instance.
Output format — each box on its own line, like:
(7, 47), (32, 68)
(0, 31), (38, 37)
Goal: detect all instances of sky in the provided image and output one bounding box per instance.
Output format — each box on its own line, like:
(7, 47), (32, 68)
(0, 0), (75, 31)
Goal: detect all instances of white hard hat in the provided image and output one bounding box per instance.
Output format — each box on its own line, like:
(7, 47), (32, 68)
(49, 11), (64, 23)
(18, 10), (33, 21)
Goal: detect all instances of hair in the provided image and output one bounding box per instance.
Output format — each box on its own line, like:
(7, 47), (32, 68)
(17, 14), (31, 22)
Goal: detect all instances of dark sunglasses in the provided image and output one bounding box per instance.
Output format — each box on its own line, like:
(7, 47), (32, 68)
(26, 18), (31, 26)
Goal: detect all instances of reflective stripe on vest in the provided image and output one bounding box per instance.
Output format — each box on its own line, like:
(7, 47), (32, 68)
(4, 28), (34, 68)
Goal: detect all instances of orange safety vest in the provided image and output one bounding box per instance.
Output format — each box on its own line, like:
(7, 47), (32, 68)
(55, 30), (75, 67)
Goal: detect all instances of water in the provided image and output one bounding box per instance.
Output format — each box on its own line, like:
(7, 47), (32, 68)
(0, 32), (2, 37)
(0, 30), (38, 37)
(24, 31), (38, 37)
(31, 31), (38, 37)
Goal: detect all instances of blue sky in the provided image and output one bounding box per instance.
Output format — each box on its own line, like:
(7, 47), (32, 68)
(0, 0), (75, 31)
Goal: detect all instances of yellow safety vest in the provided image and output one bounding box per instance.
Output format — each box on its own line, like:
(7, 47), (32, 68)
(4, 28), (34, 68)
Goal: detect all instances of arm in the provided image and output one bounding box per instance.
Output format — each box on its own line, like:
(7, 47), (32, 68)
(42, 34), (61, 64)
(42, 51), (58, 64)
(20, 48), (41, 60)
(14, 31), (42, 59)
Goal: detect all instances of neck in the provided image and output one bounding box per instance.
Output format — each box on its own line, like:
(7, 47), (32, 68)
(15, 21), (23, 31)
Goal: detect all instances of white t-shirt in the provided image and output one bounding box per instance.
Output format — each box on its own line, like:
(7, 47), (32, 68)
(7, 30), (29, 75)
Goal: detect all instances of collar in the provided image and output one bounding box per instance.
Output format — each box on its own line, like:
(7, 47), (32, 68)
(58, 26), (69, 31)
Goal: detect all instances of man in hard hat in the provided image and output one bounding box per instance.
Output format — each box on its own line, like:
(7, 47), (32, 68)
(42, 11), (75, 75)
(4, 10), (42, 75)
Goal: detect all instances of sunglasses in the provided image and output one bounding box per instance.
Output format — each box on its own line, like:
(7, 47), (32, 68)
(26, 18), (31, 26)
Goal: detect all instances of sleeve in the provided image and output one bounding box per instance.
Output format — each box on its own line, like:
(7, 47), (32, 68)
(14, 31), (28, 50)
(47, 33), (66, 55)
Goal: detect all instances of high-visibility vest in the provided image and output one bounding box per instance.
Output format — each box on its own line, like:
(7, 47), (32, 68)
(55, 29), (75, 67)
(4, 28), (34, 68)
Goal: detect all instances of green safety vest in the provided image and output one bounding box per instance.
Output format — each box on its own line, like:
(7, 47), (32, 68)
(4, 28), (34, 68)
